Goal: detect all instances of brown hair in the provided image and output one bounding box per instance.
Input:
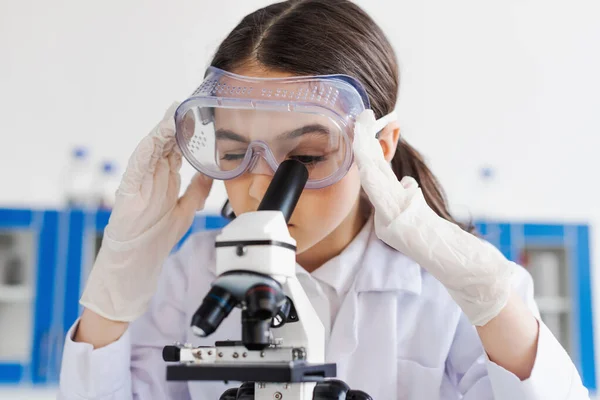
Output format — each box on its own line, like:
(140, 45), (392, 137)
(211, 0), (472, 232)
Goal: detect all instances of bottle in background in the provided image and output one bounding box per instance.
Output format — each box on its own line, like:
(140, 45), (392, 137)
(63, 147), (95, 208)
(95, 160), (119, 209)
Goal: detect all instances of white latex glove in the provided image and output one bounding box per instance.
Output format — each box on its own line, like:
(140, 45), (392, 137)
(353, 110), (514, 326)
(80, 103), (213, 322)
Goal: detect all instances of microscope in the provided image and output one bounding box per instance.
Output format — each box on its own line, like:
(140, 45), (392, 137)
(162, 160), (373, 400)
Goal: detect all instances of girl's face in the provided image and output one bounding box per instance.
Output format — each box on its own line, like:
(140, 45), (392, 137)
(223, 64), (399, 268)
(224, 67), (364, 255)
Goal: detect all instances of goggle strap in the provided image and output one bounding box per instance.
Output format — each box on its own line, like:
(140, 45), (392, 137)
(373, 110), (398, 135)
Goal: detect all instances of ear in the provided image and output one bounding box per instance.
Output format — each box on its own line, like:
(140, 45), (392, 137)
(378, 121), (400, 162)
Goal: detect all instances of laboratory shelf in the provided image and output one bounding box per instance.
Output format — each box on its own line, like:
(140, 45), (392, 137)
(0, 209), (595, 392)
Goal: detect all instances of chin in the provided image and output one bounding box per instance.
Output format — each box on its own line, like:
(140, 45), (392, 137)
(288, 228), (308, 254)
(292, 231), (326, 256)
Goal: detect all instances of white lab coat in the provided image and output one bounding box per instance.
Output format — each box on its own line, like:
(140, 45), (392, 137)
(59, 221), (589, 399)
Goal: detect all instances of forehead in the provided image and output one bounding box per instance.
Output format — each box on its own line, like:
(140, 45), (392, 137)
(213, 108), (340, 134)
(230, 64), (296, 79)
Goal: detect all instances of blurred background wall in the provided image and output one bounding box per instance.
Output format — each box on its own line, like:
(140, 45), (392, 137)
(1, 0), (599, 397)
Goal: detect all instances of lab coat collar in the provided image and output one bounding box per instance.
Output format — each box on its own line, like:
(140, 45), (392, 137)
(309, 214), (373, 296)
(353, 221), (423, 295)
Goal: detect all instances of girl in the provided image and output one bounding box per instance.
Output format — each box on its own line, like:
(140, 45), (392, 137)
(59, 1), (589, 399)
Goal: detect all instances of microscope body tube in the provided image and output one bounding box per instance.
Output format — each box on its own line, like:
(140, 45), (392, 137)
(258, 159), (308, 222)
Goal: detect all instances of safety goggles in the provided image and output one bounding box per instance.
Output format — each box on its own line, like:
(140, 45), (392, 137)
(175, 66), (396, 189)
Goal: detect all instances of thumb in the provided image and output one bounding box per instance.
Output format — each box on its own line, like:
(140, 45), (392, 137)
(177, 173), (213, 215)
(352, 110), (378, 168)
(400, 176), (419, 190)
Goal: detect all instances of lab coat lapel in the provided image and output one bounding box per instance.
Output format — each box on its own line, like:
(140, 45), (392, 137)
(325, 283), (359, 367)
(326, 286), (398, 399)
(326, 229), (422, 398)
(351, 291), (399, 399)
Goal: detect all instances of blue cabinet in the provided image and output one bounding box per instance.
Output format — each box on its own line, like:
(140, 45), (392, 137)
(0, 208), (228, 385)
(0, 208), (596, 391)
(0, 209), (59, 384)
(475, 221), (596, 390)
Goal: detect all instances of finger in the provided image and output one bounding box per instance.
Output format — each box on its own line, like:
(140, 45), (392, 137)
(359, 167), (400, 223)
(353, 110), (388, 172)
(358, 123), (399, 184)
(354, 130), (401, 193)
(352, 112), (376, 165)
(168, 149), (183, 173)
(373, 145), (399, 183)
(155, 101), (180, 141)
(400, 176), (419, 190)
(354, 142), (404, 222)
(355, 109), (376, 130)
(117, 136), (154, 195)
(353, 109), (411, 220)
(177, 173), (213, 215)
(117, 102), (180, 195)
(150, 102), (180, 170)
(147, 157), (171, 204)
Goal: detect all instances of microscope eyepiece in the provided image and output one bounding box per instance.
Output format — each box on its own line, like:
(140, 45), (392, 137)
(258, 159), (308, 222)
(191, 285), (237, 337)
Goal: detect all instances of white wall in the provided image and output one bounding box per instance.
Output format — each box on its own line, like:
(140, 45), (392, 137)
(2, 0), (599, 215)
(2, 0), (600, 383)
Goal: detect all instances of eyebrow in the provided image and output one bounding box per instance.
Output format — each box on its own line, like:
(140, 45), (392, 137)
(215, 129), (250, 143)
(278, 124), (331, 140)
(215, 124), (330, 143)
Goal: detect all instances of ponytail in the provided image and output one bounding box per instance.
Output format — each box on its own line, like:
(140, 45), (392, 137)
(391, 139), (474, 233)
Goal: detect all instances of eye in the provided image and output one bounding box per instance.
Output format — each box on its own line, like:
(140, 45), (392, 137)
(289, 155), (327, 165)
(221, 153), (246, 161)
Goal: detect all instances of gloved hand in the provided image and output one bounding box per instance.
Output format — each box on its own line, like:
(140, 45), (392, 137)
(80, 103), (213, 322)
(353, 110), (514, 326)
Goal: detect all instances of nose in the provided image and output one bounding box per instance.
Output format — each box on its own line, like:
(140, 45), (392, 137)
(248, 172), (272, 204)
(246, 148), (278, 204)
(247, 156), (274, 203)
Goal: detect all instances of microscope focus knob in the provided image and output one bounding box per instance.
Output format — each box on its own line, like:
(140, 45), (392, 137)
(218, 388), (238, 400)
(312, 379), (350, 399)
(236, 382), (255, 399)
(347, 390), (373, 400)
(162, 345), (181, 362)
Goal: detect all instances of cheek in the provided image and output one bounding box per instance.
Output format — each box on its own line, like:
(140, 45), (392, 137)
(290, 166), (362, 246)
(302, 170), (360, 218)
